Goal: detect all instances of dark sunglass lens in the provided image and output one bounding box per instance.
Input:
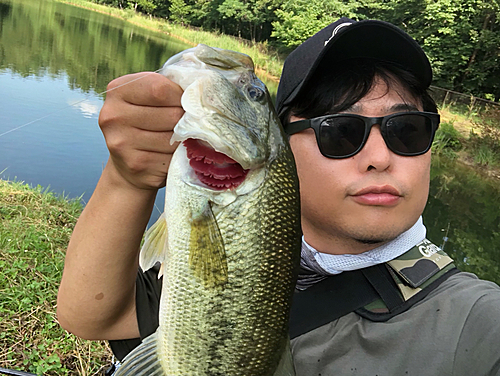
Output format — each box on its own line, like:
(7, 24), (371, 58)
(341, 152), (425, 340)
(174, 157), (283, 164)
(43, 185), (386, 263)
(319, 117), (366, 157)
(385, 114), (433, 155)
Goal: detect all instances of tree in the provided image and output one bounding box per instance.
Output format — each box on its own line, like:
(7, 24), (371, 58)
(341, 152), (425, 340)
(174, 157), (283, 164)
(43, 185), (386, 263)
(218, 0), (249, 37)
(169, 0), (191, 24)
(151, 0), (171, 17)
(137, 0), (157, 14)
(246, 0), (281, 41)
(418, 0), (500, 98)
(88, 0), (500, 100)
(215, 0), (277, 41)
(271, 0), (360, 49)
(359, 0), (500, 100)
(186, 0), (216, 28)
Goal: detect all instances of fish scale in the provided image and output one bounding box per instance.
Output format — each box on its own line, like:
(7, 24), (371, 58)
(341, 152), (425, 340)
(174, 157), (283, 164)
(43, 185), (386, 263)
(114, 44), (301, 376)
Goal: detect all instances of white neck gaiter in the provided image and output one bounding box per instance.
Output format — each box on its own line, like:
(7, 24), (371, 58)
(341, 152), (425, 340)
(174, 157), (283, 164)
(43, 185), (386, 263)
(300, 216), (426, 275)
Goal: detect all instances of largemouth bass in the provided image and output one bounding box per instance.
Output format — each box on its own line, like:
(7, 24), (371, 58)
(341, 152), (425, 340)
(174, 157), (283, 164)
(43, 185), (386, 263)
(114, 44), (301, 376)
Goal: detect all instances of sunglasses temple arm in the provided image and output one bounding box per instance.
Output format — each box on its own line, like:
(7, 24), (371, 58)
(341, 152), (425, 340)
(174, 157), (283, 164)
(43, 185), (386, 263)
(285, 119), (311, 135)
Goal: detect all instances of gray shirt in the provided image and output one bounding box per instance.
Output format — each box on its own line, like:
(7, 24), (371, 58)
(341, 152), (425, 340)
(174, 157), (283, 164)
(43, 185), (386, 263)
(291, 272), (500, 376)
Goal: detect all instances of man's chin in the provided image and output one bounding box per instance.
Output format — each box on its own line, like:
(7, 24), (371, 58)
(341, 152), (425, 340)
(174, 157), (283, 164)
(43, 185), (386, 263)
(354, 237), (389, 245)
(349, 226), (404, 246)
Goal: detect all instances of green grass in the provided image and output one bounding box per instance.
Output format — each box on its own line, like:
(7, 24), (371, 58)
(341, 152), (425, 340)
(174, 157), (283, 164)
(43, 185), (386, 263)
(432, 120), (462, 159)
(433, 107), (500, 174)
(473, 144), (498, 166)
(56, 0), (284, 81)
(0, 179), (112, 375)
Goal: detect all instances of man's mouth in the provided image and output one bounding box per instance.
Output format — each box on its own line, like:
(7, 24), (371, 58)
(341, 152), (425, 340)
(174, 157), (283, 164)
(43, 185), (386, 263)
(183, 138), (248, 190)
(351, 185), (402, 206)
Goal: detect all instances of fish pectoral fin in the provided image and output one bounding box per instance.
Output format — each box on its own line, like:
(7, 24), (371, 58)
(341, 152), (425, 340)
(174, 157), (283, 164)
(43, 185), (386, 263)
(113, 331), (165, 376)
(140, 213), (168, 273)
(273, 338), (296, 376)
(189, 202), (228, 288)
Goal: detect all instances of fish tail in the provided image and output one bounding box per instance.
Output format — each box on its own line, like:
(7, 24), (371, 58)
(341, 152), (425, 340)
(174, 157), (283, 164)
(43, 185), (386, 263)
(113, 331), (165, 376)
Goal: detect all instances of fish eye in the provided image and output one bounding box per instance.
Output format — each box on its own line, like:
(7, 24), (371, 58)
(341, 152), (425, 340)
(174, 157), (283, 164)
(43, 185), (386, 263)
(248, 86), (265, 101)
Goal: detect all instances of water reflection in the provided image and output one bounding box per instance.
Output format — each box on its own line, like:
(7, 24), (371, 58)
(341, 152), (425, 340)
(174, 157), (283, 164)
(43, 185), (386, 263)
(425, 156), (500, 284)
(69, 98), (102, 119)
(0, 0), (190, 91)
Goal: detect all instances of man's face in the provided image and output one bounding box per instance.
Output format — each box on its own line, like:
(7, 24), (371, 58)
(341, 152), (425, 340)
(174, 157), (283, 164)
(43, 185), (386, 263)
(289, 79), (431, 255)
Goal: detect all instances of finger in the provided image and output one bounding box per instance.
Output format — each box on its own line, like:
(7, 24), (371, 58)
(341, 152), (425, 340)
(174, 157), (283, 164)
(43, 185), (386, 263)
(106, 72), (183, 107)
(134, 132), (180, 155)
(99, 100), (184, 133)
(120, 104), (184, 133)
(124, 128), (180, 155)
(103, 121), (179, 155)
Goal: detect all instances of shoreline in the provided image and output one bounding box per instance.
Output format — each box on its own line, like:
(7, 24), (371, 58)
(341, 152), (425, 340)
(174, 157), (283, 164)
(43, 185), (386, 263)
(56, 0), (281, 83)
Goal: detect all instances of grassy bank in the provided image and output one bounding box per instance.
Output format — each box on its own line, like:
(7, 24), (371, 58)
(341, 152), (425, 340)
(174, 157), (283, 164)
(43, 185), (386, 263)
(433, 107), (500, 180)
(0, 179), (112, 375)
(56, 0), (283, 82)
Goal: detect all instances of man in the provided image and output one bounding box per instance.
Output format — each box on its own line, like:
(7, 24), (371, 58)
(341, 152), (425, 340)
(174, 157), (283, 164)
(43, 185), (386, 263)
(57, 18), (500, 375)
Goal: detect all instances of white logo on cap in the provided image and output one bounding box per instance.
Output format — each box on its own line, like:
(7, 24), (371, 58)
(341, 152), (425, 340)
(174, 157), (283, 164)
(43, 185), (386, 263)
(324, 22), (353, 46)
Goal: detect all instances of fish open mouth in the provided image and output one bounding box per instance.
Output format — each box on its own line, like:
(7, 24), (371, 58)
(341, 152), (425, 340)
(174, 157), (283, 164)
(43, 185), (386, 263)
(183, 138), (249, 190)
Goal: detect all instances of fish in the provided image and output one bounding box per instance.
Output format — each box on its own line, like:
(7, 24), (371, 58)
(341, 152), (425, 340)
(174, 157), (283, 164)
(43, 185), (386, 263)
(113, 44), (302, 376)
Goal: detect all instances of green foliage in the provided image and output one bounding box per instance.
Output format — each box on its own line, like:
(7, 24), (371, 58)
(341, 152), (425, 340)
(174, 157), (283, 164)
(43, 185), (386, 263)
(358, 0), (500, 101)
(169, 0), (191, 24)
(432, 120), (463, 159)
(271, 0), (359, 48)
(211, 0), (278, 41)
(218, 0), (247, 19)
(0, 179), (112, 374)
(417, 0), (500, 100)
(133, 0), (157, 14)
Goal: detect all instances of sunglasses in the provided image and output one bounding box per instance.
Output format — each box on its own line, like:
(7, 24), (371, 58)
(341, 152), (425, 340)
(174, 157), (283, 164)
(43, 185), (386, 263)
(286, 111), (440, 158)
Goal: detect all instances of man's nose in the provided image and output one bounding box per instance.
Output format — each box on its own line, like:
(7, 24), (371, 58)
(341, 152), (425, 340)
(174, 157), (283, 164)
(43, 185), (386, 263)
(357, 125), (392, 172)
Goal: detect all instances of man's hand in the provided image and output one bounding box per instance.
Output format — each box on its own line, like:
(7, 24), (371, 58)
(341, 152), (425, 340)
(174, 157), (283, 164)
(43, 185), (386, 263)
(99, 72), (184, 190)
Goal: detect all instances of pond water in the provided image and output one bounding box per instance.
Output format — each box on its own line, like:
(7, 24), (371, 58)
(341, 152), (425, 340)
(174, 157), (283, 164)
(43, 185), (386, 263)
(0, 0), (192, 224)
(0, 0), (499, 284)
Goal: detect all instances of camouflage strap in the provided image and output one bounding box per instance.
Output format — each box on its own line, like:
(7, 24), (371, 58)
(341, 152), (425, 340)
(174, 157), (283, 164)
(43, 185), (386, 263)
(357, 239), (458, 321)
(388, 238), (455, 300)
(290, 239), (459, 338)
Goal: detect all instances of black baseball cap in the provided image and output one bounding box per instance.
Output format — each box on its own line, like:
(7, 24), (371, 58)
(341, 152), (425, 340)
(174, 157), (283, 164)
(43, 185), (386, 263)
(275, 18), (433, 118)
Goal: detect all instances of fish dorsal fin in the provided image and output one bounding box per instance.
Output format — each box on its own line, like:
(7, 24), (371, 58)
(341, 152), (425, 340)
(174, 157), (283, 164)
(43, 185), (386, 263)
(113, 331), (165, 376)
(140, 213), (168, 274)
(194, 44), (253, 70)
(189, 202), (228, 288)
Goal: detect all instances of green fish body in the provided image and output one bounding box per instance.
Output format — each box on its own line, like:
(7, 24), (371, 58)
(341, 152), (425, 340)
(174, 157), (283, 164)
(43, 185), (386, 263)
(114, 44), (301, 376)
